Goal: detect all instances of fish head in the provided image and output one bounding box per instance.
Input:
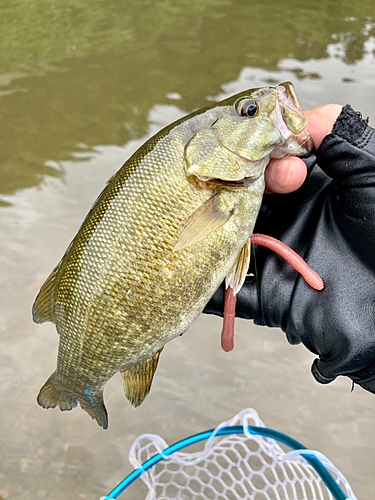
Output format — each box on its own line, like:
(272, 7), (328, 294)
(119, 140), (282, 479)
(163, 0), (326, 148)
(185, 82), (313, 183)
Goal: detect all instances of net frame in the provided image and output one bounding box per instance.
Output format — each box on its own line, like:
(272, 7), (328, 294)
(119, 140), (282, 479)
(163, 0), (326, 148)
(102, 409), (356, 500)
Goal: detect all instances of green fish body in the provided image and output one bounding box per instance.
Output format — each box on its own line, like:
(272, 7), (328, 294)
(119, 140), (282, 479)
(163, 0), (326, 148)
(33, 82), (312, 428)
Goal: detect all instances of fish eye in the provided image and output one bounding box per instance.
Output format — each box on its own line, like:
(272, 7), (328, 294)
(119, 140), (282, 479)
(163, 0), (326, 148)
(235, 98), (259, 118)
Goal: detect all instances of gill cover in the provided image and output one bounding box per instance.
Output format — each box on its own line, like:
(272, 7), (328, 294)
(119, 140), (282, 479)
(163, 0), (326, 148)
(185, 88), (282, 182)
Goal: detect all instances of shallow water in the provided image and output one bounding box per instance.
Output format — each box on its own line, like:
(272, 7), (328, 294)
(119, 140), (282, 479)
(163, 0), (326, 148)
(1, 1), (375, 499)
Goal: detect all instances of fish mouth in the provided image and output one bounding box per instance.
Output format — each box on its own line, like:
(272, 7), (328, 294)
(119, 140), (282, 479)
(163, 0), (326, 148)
(295, 132), (314, 156)
(274, 82), (314, 157)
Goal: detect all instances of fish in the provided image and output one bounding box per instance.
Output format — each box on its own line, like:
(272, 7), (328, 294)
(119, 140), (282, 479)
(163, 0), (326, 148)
(32, 82), (313, 429)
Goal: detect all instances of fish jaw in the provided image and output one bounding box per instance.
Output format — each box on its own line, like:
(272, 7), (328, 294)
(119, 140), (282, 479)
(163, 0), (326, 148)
(269, 82), (314, 158)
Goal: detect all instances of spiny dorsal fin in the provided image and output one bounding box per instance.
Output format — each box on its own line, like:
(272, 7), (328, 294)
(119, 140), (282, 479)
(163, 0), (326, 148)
(174, 194), (232, 252)
(32, 261), (62, 324)
(225, 239), (251, 295)
(121, 349), (163, 407)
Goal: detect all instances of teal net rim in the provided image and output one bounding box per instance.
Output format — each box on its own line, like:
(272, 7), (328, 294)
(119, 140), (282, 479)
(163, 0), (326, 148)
(103, 424), (351, 500)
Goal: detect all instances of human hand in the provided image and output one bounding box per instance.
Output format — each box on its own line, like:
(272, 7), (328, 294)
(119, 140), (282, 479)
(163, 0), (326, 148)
(265, 104), (343, 194)
(205, 104), (375, 395)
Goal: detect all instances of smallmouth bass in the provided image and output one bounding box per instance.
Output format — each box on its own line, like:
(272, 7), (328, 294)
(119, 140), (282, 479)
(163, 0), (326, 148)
(33, 82), (312, 428)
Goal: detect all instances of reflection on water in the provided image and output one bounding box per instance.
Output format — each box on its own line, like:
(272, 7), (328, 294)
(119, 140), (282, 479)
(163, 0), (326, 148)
(1, 0), (375, 499)
(0, 0), (374, 200)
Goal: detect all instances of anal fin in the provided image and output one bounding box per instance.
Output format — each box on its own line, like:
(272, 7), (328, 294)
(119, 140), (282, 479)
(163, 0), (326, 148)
(121, 349), (163, 407)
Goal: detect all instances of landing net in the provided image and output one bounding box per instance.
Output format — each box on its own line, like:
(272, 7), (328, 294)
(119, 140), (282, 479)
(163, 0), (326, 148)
(103, 408), (356, 500)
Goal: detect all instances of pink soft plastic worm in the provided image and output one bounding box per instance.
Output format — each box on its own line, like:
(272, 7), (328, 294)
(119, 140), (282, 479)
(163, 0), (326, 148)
(250, 233), (324, 291)
(221, 233), (324, 352)
(221, 286), (237, 352)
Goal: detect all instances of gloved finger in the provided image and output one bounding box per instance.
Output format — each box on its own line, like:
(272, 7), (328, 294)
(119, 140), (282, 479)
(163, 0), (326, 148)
(311, 358), (337, 385)
(313, 357), (375, 397)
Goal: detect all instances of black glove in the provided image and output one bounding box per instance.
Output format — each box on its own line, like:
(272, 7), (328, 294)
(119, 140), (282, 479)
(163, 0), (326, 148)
(205, 105), (375, 394)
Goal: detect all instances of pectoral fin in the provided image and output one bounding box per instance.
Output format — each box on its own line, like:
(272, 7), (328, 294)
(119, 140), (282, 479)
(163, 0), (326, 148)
(121, 349), (163, 407)
(174, 194), (232, 251)
(225, 239), (251, 295)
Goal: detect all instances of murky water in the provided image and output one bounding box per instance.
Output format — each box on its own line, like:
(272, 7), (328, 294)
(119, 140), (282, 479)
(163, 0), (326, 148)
(1, 1), (375, 499)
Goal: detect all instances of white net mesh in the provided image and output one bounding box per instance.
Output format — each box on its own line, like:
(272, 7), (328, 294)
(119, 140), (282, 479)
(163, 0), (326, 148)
(128, 409), (356, 500)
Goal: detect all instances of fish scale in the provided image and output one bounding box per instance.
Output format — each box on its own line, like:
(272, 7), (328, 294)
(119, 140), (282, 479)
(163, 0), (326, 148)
(33, 83), (312, 428)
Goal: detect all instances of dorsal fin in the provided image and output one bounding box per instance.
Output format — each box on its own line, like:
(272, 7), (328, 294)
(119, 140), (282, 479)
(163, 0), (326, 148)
(121, 349), (163, 407)
(32, 261), (61, 324)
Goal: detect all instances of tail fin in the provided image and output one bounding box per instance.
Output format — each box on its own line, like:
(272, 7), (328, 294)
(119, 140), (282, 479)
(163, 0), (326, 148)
(37, 371), (78, 411)
(37, 372), (108, 429)
(78, 391), (108, 430)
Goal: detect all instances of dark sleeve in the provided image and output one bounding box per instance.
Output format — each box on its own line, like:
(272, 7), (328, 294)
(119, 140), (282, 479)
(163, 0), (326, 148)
(317, 105), (375, 268)
(205, 105), (375, 394)
(315, 106), (375, 391)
